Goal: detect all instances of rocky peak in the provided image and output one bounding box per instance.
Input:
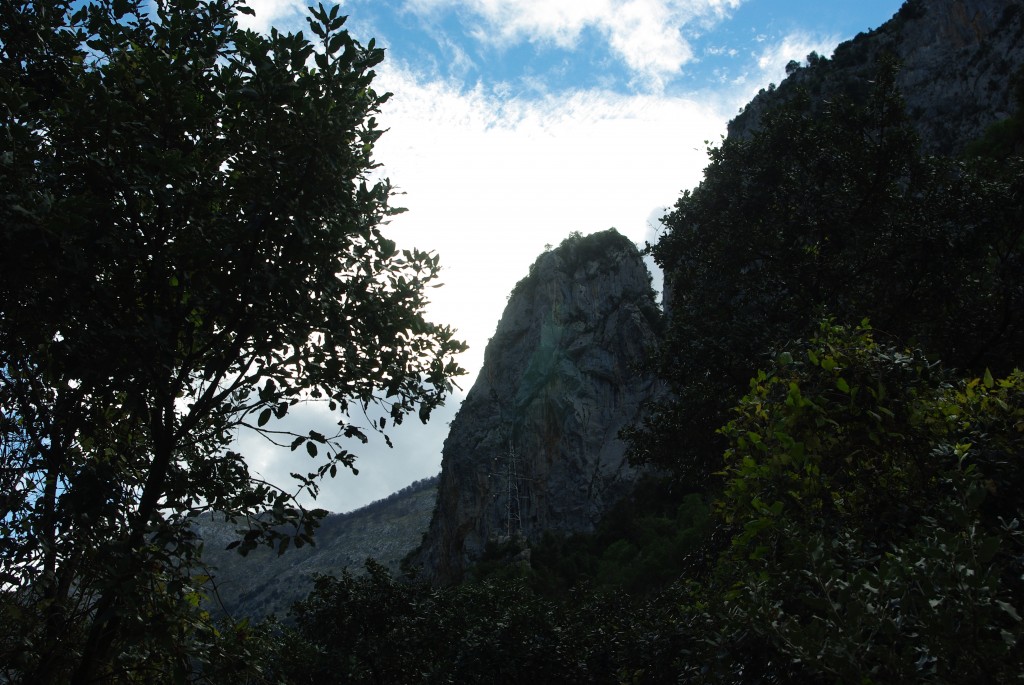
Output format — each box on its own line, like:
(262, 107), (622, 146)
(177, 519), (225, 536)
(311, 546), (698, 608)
(410, 229), (662, 585)
(729, 0), (1024, 154)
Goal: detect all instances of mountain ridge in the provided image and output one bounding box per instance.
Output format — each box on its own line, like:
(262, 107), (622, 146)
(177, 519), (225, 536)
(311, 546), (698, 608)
(730, 0), (1024, 154)
(194, 476), (438, 618)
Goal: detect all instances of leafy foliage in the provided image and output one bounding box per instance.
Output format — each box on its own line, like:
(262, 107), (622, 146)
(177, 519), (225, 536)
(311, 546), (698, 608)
(632, 60), (1024, 485)
(700, 322), (1024, 683)
(281, 561), (569, 684)
(524, 480), (711, 596)
(3, 2), (1022, 681)
(0, 1), (463, 681)
(965, 65), (1024, 167)
(281, 324), (1024, 684)
(279, 558), (710, 684)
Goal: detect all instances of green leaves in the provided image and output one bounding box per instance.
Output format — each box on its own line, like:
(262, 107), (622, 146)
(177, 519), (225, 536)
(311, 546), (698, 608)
(708, 322), (1024, 681)
(273, 328), (1024, 681)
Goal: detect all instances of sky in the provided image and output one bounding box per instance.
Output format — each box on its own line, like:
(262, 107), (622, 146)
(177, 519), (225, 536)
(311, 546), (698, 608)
(233, 0), (907, 513)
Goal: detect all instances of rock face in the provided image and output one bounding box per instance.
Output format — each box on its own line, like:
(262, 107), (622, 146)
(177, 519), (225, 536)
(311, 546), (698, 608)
(729, 0), (1024, 154)
(411, 229), (662, 585)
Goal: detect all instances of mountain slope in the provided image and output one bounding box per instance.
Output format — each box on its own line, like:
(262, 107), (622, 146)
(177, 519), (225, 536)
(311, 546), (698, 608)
(730, 0), (1024, 154)
(194, 477), (437, 618)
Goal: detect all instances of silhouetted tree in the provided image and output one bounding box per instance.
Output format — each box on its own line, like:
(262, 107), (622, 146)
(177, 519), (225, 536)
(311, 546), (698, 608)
(0, 1), (463, 681)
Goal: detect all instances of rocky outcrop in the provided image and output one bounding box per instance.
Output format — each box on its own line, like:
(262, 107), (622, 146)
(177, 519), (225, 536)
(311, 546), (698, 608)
(730, 0), (1024, 154)
(411, 229), (663, 585)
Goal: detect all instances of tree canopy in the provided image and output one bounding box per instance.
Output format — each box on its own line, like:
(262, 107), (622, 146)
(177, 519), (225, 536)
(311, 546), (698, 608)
(274, 324), (1024, 684)
(630, 60), (1024, 485)
(0, 1), (463, 681)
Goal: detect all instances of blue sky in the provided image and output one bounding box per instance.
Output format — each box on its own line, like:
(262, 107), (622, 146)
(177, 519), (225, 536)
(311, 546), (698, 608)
(343, 0), (901, 93)
(235, 0), (907, 513)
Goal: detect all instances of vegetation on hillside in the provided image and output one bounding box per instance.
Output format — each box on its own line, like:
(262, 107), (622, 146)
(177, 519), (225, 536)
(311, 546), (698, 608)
(271, 53), (1024, 685)
(270, 325), (1024, 683)
(630, 58), (1024, 489)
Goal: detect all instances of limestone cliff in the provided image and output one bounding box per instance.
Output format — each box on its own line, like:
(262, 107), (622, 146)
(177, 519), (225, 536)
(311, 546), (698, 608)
(411, 229), (662, 584)
(729, 0), (1024, 154)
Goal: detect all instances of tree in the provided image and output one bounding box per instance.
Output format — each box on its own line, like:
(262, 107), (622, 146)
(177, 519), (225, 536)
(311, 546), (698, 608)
(701, 322), (1024, 683)
(631, 59), (1024, 485)
(0, 1), (464, 681)
(280, 560), (634, 684)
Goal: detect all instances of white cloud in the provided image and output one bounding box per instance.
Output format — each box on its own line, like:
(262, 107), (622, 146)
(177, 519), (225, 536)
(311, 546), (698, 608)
(440, 35), (478, 80)
(404, 0), (744, 91)
(236, 0), (307, 33)
(259, 63), (735, 512)
(611, 0), (693, 91)
(706, 45), (739, 57)
(225, 2), (813, 513)
(372, 62), (735, 390)
(755, 30), (841, 86)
